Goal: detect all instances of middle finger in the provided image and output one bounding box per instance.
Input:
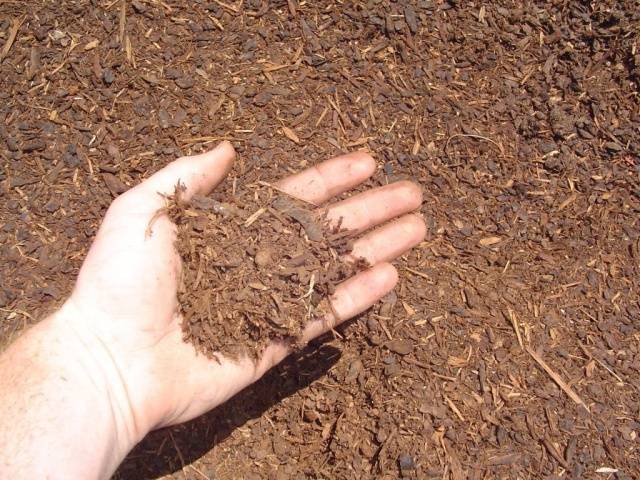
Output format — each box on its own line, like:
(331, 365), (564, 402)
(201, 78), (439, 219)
(322, 180), (423, 233)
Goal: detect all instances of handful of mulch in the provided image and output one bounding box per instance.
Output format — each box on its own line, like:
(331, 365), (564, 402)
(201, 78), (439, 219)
(166, 183), (367, 359)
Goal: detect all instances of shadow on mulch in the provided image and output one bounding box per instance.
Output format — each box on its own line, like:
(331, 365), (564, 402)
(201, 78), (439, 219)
(115, 340), (342, 480)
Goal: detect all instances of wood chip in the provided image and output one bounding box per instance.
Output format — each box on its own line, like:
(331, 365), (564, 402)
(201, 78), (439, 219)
(479, 236), (501, 246)
(596, 467), (618, 474)
(27, 47), (41, 79)
(401, 301), (415, 316)
(248, 282), (269, 291)
(282, 126), (300, 144)
(124, 35), (135, 67)
(345, 136), (371, 147)
(541, 434), (569, 468)
(486, 453), (521, 466)
(386, 339), (413, 355)
(286, 0), (297, 16)
(412, 139), (420, 155)
(84, 39), (99, 51)
(507, 307), (523, 349)
(102, 173), (128, 196)
(558, 193), (577, 211)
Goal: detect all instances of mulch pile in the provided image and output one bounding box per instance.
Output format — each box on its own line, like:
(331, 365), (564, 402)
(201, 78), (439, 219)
(167, 183), (363, 359)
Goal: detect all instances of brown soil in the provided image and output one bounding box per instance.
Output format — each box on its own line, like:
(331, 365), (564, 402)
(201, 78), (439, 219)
(1, 1), (639, 479)
(167, 183), (363, 359)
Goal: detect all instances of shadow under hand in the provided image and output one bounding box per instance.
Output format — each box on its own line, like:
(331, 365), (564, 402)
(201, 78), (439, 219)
(114, 341), (342, 480)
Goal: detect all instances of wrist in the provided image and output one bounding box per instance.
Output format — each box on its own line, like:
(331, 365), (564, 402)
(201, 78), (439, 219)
(47, 304), (147, 474)
(0, 305), (145, 479)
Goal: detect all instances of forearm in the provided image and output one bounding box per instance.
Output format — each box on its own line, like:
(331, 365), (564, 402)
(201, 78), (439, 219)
(0, 309), (141, 480)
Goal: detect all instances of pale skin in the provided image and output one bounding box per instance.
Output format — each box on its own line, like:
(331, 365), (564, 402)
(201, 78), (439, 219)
(0, 142), (425, 479)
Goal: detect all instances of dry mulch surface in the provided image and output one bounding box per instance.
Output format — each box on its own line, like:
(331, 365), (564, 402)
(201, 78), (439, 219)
(1, 1), (639, 479)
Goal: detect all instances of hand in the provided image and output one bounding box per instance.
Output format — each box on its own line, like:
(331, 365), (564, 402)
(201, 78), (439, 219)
(58, 141), (425, 442)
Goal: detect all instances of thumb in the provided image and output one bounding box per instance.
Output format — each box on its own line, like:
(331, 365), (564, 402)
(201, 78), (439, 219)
(136, 141), (236, 204)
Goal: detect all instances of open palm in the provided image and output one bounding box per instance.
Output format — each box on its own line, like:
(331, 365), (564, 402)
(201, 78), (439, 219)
(61, 141), (425, 437)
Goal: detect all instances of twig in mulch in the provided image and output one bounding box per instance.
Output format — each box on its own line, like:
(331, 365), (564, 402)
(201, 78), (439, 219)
(443, 395), (465, 422)
(0, 16), (25, 63)
(507, 307), (523, 349)
(404, 266), (431, 280)
(211, 0), (240, 13)
(119, 0), (126, 44)
(526, 346), (589, 412)
(444, 133), (505, 158)
(542, 434), (570, 469)
(578, 341), (639, 394)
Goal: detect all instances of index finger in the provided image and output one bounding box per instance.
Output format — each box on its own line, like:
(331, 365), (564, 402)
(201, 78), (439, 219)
(275, 151), (376, 205)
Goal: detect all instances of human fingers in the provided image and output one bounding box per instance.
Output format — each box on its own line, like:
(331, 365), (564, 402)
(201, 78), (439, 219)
(252, 215), (425, 378)
(275, 151), (376, 205)
(254, 262), (398, 377)
(322, 180), (423, 234)
(345, 214), (426, 265)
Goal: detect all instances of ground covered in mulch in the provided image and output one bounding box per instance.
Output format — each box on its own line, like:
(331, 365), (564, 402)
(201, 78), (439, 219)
(1, 1), (639, 479)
